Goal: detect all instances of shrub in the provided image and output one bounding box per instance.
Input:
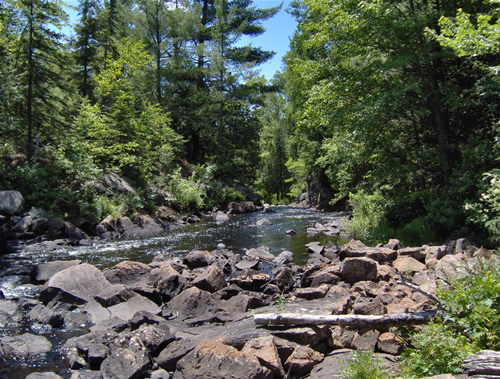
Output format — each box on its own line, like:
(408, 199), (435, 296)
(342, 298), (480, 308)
(400, 253), (500, 377)
(347, 189), (392, 244)
(339, 350), (392, 379)
(167, 169), (206, 212)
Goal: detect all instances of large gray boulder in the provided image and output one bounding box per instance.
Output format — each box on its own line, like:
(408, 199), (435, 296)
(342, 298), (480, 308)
(0, 190), (24, 215)
(32, 260), (82, 284)
(40, 263), (114, 306)
(0, 333), (52, 359)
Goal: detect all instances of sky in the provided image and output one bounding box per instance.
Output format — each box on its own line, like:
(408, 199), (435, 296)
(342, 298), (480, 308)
(63, 0), (298, 81)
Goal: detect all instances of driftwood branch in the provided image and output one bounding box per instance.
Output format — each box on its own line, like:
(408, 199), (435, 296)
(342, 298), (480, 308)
(254, 310), (437, 328)
(397, 277), (442, 304)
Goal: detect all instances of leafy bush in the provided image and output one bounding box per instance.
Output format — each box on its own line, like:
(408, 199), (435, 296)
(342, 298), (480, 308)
(167, 169), (206, 212)
(93, 195), (126, 222)
(347, 189), (392, 244)
(340, 350), (392, 379)
(400, 253), (500, 377)
(466, 170), (500, 243)
(400, 324), (470, 377)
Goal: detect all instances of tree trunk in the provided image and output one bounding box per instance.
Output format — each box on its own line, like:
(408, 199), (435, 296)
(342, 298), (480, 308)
(254, 311), (437, 328)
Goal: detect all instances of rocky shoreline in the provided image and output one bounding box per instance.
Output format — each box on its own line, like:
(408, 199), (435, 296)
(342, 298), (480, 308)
(0, 189), (270, 255)
(1, 225), (497, 378)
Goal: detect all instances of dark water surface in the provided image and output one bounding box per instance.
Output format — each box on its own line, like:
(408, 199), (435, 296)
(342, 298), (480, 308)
(0, 206), (346, 378)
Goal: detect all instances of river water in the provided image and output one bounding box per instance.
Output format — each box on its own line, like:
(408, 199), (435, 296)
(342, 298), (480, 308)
(0, 206), (346, 377)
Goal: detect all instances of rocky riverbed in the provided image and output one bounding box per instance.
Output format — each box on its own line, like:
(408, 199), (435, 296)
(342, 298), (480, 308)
(1, 232), (496, 378)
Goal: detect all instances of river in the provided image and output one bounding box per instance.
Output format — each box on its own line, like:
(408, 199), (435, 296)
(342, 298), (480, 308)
(0, 206), (346, 377)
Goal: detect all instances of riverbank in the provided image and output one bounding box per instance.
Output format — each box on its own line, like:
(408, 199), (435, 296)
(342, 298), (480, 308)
(1, 233), (497, 378)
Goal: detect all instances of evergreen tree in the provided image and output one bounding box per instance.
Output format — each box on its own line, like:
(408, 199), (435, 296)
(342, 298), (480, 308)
(10, 0), (68, 159)
(74, 0), (100, 99)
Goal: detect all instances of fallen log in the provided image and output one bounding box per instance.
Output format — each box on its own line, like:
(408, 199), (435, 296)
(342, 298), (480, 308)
(463, 350), (500, 377)
(254, 310), (437, 328)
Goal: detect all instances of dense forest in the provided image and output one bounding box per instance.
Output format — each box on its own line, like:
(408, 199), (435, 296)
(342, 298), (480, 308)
(0, 0), (498, 246)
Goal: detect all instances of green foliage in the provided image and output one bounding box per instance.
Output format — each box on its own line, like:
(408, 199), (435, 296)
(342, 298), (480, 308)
(400, 254), (500, 377)
(339, 350), (392, 379)
(167, 169), (206, 212)
(466, 170), (500, 243)
(347, 189), (392, 245)
(400, 324), (471, 377)
(205, 180), (246, 209)
(93, 195), (126, 222)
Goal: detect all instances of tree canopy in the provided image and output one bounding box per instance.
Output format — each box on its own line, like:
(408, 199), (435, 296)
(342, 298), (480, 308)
(0, 0), (498, 245)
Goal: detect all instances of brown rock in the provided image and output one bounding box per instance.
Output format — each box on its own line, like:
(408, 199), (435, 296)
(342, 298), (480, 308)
(285, 345), (324, 376)
(174, 340), (272, 379)
(352, 330), (380, 352)
(242, 336), (285, 377)
(340, 257), (379, 283)
(353, 297), (386, 315)
(398, 246), (426, 262)
(295, 284), (330, 300)
(393, 256), (426, 274)
(183, 250), (215, 269)
(191, 266), (226, 293)
(150, 264), (186, 301)
(328, 326), (356, 349)
(229, 273), (270, 291)
(377, 332), (403, 355)
(169, 287), (217, 319)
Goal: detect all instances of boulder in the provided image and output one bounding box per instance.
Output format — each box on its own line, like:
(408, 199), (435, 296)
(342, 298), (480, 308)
(235, 258), (259, 270)
(107, 295), (161, 322)
(284, 345), (324, 376)
(0, 190), (24, 214)
(150, 264), (186, 300)
(156, 339), (197, 372)
(306, 242), (324, 255)
(0, 333), (52, 359)
(169, 287), (217, 319)
(103, 261), (152, 286)
(102, 173), (136, 195)
(94, 284), (135, 307)
(246, 246), (274, 261)
(393, 256), (426, 274)
(25, 373), (62, 379)
(112, 324), (175, 357)
(340, 257), (379, 283)
(191, 266), (226, 293)
(215, 211), (230, 222)
(151, 369), (170, 379)
(352, 330), (381, 352)
(229, 273), (270, 291)
(174, 339), (273, 379)
(183, 250), (215, 269)
(41, 263), (113, 306)
(12, 215), (32, 233)
(27, 304), (64, 327)
(65, 222), (90, 242)
(295, 284), (330, 300)
(0, 299), (22, 325)
(87, 343), (110, 370)
(100, 346), (151, 379)
(256, 218), (273, 226)
(377, 332), (403, 355)
(273, 250), (294, 265)
(32, 260), (82, 284)
(241, 336), (285, 377)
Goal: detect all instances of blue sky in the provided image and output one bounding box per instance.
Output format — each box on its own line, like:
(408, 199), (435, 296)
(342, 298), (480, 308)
(63, 0), (297, 80)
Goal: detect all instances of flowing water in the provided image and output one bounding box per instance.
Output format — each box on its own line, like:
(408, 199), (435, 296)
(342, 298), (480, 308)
(0, 206), (347, 377)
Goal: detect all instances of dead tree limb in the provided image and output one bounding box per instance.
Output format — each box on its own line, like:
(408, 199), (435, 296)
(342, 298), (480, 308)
(254, 310), (437, 328)
(397, 276), (442, 304)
